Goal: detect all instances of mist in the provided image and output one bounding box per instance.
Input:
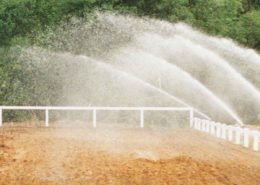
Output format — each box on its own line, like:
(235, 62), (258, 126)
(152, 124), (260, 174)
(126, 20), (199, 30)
(15, 12), (260, 125)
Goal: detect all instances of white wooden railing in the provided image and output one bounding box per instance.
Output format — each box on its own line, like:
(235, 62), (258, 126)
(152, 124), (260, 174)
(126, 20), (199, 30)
(0, 106), (194, 128)
(191, 117), (260, 152)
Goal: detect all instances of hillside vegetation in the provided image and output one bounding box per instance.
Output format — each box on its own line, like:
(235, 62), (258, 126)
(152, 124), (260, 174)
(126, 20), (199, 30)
(0, 0), (259, 49)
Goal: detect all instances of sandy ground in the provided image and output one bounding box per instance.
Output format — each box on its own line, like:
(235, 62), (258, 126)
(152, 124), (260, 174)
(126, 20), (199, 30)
(0, 126), (260, 185)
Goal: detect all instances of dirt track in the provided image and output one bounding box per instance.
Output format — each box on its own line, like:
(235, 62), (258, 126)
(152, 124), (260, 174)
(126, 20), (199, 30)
(0, 126), (260, 185)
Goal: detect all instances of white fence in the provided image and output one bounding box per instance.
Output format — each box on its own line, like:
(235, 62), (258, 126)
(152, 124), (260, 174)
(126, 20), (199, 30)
(0, 106), (194, 128)
(191, 117), (260, 152)
(1, 106), (259, 152)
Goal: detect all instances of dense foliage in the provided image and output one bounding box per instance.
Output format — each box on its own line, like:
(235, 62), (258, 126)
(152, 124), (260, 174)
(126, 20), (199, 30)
(0, 0), (259, 123)
(0, 0), (259, 49)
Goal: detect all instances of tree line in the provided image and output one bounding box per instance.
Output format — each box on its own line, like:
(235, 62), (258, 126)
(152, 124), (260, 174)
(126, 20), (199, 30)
(0, 0), (259, 49)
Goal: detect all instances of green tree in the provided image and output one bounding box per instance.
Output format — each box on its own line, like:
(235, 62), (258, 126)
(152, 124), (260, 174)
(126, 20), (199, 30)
(240, 10), (260, 48)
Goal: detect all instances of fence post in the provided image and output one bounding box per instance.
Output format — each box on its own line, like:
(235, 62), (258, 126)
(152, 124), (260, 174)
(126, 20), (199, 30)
(140, 109), (144, 128)
(201, 120), (205, 131)
(216, 123), (221, 138)
(0, 108), (2, 127)
(205, 120), (210, 133)
(198, 119), (201, 130)
(228, 126), (233, 142)
(221, 124), (227, 140)
(189, 109), (194, 128)
(235, 127), (241, 145)
(243, 128), (249, 148)
(253, 131), (259, 151)
(93, 109), (97, 128)
(196, 119), (200, 130)
(193, 118), (196, 129)
(194, 118), (197, 129)
(45, 109), (49, 127)
(210, 121), (215, 135)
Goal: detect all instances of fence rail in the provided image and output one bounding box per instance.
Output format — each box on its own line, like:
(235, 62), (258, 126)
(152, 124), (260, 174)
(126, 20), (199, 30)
(1, 106), (259, 153)
(191, 117), (260, 152)
(0, 106), (194, 128)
